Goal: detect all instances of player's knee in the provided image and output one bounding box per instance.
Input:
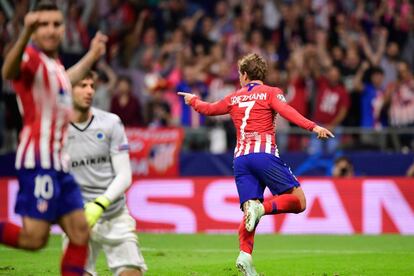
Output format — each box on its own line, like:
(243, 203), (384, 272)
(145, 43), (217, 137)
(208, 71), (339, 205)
(22, 230), (49, 250)
(28, 238), (48, 250)
(67, 221), (89, 246)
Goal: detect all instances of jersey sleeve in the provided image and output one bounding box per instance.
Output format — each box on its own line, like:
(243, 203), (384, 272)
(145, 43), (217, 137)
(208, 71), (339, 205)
(269, 87), (316, 131)
(189, 95), (231, 116)
(110, 115), (130, 155)
(18, 47), (41, 83)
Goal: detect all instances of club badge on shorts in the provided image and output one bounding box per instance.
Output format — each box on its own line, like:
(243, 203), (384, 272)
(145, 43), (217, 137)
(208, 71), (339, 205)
(37, 199), (49, 213)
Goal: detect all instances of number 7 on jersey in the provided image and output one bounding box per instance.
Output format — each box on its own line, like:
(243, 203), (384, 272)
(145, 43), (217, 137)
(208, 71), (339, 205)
(239, 101), (255, 134)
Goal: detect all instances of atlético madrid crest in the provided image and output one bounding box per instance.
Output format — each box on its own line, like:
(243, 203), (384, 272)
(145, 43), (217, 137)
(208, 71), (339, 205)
(37, 199), (48, 213)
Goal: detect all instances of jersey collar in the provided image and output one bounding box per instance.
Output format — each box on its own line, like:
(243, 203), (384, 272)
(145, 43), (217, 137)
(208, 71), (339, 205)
(245, 82), (261, 91)
(71, 115), (95, 132)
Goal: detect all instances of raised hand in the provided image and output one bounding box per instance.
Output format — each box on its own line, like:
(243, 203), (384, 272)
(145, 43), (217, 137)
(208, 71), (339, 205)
(89, 31), (108, 60)
(24, 12), (41, 32)
(177, 92), (196, 105)
(313, 125), (335, 139)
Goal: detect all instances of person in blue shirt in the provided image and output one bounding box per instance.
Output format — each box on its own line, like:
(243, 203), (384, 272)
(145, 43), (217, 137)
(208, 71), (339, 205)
(360, 67), (386, 128)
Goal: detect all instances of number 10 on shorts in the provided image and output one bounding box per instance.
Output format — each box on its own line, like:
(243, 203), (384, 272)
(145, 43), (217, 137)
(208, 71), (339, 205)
(34, 175), (54, 200)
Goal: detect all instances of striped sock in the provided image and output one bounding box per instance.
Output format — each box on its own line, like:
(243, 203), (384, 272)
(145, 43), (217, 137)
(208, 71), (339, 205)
(0, 222), (21, 248)
(61, 242), (88, 276)
(263, 194), (302, 215)
(238, 216), (255, 254)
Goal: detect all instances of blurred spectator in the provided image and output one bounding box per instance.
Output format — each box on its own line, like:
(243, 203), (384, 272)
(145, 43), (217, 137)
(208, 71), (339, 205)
(209, 1), (233, 42)
(176, 65), (208, 128)
(93, 61), (117, 111)
(385, 61), (414, 150)
(110, 76), (144, 127)
(270, 56), (309, 152)
(158, 0), (200, 32)
(100, 0), (136, 45)
(310, 66), (350, 154)
(379, 0), (411, 46)
(332, 156), (354, 177)
(355, 64), (386, 129)
(145, 87), (172, 128)
(341, 47), (362, 126)
(60, 0), (93, 67)
(359, 27), (387, 67)
(0, 9), (10, 60)
(114, 9), (158, 70)
(206, 59), (237, 152)
(380, 42), (400, 87)
(285, 59), (309, 118)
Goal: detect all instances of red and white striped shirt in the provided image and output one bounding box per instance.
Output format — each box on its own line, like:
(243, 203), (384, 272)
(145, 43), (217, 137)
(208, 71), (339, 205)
(389, 80), (414, 126)
(189, 83), (316, 158)
(12, 45), (72, 171)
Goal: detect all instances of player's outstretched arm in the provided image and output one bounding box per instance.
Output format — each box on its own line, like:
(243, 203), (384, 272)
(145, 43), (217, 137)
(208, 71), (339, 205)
(178, 92), (230, 116)
(66, 31), (108, 85)
(103, 152), (132, 202)
(312, 125), (335, 139)
(1, 12), (40, 80)
(275, 99), (334, 139)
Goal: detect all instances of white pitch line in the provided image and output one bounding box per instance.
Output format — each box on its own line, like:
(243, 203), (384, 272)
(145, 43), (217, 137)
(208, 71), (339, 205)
(1, 247), (412, 255)
(140, 248), (413, 255)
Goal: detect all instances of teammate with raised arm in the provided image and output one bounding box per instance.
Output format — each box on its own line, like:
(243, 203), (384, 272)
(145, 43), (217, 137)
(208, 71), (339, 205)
(66, 71), (147, 276)
(178, 53), (334, 276)
(0, 1), (106, 275)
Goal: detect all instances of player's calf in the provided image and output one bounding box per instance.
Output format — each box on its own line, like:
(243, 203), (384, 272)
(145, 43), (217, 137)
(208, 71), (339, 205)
(0, 221), (21, 248)
(60, 210), (89, 276)
(6, 217), (51, 250)
(291, 186), (306, 212)
(238, 219), (255, 254)
(262, 193), (305, 215)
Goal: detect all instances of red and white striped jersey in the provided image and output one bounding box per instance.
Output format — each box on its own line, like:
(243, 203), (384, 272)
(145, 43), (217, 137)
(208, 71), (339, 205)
(389, 80), (414, 126)
(12, 45), (72, 171)
(189, 83), (316, 158)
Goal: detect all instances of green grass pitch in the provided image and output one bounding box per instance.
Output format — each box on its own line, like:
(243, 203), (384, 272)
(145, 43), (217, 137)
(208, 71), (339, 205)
(0, 234), (413, 275)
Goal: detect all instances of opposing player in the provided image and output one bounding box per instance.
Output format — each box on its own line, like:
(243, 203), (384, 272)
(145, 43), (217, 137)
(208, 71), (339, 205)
(178, 53), (333, 276)
(66, 71), (147, 276)
(0, 1), (106, 275)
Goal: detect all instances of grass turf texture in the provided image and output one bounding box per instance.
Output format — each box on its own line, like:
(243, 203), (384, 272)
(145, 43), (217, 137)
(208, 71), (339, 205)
(0, 234), (413, 275)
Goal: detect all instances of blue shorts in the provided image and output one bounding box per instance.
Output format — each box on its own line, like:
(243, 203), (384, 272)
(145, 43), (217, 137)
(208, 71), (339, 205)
(234, 153), (300, 206)
(15, 168), (84, 223)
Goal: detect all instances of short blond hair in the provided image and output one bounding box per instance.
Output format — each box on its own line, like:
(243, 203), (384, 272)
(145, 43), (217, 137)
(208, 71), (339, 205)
(238, 53), (267, 81)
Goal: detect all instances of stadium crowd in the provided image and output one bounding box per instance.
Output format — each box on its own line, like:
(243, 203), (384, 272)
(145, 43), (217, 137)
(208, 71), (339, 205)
(1, 0), (414, 153)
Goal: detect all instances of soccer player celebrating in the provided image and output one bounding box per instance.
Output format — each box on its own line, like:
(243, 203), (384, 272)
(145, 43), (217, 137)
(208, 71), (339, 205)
(66, 72), (147, 276)
(178, 53), (334, 276)
(0, 1), (106, 275)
